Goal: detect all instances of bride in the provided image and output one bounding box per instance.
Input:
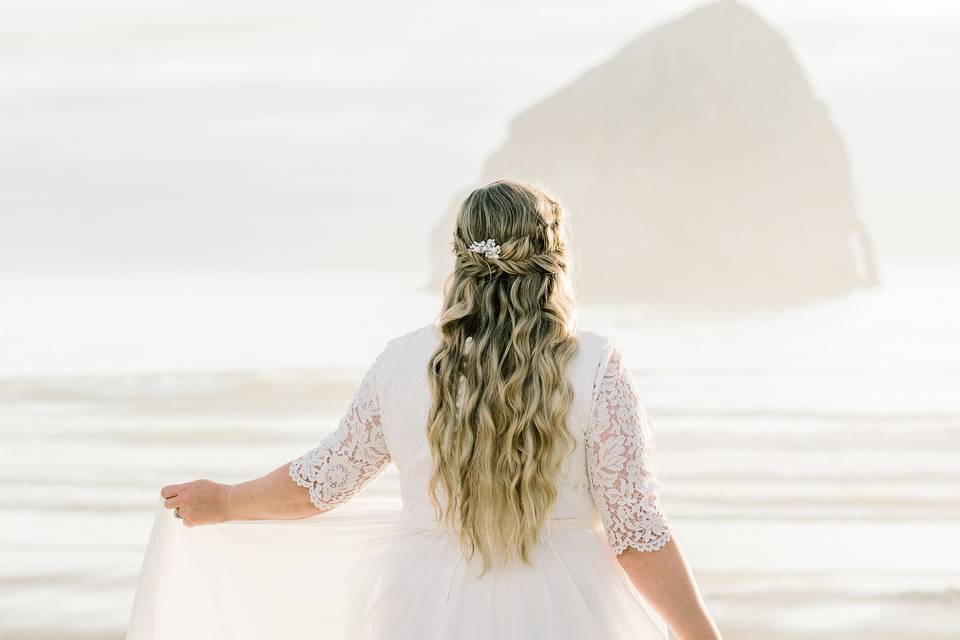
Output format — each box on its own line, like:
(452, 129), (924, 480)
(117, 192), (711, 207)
(128, 180), (722, 640)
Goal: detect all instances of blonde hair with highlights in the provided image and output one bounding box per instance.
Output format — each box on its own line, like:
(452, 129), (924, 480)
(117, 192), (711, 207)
(427, 179), (579, 570)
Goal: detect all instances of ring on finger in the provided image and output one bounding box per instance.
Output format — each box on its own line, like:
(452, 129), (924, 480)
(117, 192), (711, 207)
(174, 507), (183, 519)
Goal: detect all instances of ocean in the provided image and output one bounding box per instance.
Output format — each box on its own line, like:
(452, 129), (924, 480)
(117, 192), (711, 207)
(1, 266), (958, 639)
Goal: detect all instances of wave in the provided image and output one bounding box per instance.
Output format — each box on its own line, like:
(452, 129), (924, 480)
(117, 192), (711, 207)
(3, 370), (958, 425)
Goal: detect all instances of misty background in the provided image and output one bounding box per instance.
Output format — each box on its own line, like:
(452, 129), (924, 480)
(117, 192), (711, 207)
(1, 2), (959, 640)
(2, 0), (959, 273)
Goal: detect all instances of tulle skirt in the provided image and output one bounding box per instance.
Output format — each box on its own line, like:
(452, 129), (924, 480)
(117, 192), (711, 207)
(127, 500), (668, 639)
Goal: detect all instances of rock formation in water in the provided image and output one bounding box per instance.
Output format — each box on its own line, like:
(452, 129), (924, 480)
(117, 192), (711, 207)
(430, 0), (879, 307)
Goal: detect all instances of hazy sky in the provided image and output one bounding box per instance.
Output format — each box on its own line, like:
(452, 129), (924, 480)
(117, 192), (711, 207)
(2, 0), (958, 272)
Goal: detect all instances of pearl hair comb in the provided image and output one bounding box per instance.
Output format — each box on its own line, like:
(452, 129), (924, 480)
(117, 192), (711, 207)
(468, 238), (502, 260)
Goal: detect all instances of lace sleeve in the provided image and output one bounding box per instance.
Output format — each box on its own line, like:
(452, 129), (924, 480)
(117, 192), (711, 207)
(288, 352), (391, 511)
(586, 343), (671, 554)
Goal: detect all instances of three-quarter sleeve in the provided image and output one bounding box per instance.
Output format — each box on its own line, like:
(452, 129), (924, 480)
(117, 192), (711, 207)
(288, 350), (391, 511)
(585, 342), (671, 554)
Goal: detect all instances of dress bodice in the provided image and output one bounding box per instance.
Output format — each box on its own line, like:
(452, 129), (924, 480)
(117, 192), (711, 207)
(289, 323), (671, 555)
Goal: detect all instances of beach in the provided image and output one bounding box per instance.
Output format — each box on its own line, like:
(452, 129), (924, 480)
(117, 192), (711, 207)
(1, 266), (958, 639)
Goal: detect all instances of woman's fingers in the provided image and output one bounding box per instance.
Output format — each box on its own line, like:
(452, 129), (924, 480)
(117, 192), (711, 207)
(160, 484), (182, 499)
(157, 479), (227, 526)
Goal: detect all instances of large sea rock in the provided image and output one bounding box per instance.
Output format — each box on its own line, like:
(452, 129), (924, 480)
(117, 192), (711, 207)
(430, 0), (879, 307)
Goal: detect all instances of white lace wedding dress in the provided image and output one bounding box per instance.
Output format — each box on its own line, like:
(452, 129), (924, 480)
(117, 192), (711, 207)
(127, 324), (672, 639)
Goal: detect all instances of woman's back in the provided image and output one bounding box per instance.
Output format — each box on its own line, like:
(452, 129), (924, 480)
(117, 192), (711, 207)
(289, 323), (671, 554)
(286, 322), (672, 638)
(381, 323), (607, 528)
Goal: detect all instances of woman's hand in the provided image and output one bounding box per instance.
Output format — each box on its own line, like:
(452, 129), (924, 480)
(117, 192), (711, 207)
(160, 463), (321, 526)
(160, 479), (232, 527)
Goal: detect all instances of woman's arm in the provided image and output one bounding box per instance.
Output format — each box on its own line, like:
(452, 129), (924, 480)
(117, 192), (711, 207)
(161, 347), (391, 527)
(617, 536), (721, 640)
(586, 342), (721, 639)
(160, 463), (321, 526)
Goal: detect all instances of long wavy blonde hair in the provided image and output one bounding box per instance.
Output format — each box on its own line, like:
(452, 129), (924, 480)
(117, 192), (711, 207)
(427, 179), (579, 570)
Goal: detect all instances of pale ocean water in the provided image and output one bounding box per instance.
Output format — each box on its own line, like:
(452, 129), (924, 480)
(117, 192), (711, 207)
(1, 266), (959, 639)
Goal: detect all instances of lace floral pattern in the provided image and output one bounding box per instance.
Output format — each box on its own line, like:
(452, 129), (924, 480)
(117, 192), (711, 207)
(586, 345), (671, 554)
(289, 359), (391, 510)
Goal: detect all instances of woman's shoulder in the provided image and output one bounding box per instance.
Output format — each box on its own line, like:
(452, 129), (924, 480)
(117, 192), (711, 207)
(374, 323), (439, 364)
(574, 327), (615, 355)
(386, 322), (437, 345)
(568, 328), (618, 381)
